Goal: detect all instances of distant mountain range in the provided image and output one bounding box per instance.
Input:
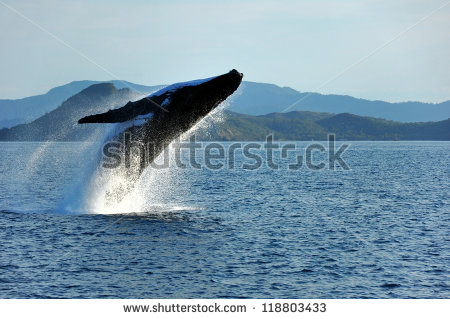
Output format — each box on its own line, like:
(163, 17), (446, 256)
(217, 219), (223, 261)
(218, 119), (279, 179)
(0, 84), (137, 141)
(230, 82), (450, 122)
(0, 80), (163, 129)
(0, 79), (448, 129)
(0, 83), (448, 141)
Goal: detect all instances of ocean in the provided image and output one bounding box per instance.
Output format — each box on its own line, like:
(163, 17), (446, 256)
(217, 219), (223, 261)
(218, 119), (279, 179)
(0, 141), (449, 298)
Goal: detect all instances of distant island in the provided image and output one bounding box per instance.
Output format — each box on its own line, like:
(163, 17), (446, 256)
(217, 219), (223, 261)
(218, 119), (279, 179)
(0, 83), (449, 141)
(198, 111), (450, 141)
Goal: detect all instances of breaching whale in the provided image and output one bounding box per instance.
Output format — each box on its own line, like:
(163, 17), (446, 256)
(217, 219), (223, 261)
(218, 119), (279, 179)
(78, 69), (243, 203)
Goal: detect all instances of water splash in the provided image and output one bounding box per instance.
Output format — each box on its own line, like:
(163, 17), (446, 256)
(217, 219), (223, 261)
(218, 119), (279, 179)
(58, 94), (231, 215)
(80, 103), (227, 215)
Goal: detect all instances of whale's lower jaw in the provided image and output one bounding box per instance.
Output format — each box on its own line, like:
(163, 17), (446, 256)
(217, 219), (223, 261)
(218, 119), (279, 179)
(79, 69), (243, 204)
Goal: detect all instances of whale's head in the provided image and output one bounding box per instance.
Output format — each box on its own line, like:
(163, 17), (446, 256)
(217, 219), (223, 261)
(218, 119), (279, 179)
(160, 69), (243, 120)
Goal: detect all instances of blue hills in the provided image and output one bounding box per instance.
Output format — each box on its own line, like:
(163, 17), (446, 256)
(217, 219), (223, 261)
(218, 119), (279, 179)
(229, 81), (450, 122)
(0, 80), (163, 129)
(0, 80), (449, 130)
(0, 83), (448, 141)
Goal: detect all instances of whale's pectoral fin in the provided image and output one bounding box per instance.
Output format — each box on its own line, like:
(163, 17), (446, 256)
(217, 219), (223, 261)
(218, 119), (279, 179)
(78, 98), (159, 124)
(78, 110), (120, 123)
(78, 101), (137, 123)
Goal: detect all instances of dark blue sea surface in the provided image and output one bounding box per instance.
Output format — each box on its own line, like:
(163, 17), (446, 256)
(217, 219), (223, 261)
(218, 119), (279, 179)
(0, 141), (449, 298)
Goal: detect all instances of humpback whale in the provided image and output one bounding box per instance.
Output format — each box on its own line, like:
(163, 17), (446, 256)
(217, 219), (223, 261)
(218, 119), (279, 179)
(78, 69), (243, 203)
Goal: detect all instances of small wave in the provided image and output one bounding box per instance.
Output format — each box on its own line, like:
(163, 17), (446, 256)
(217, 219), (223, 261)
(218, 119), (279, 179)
(381, 283), (401, 289)
(89, 204), (205, 215)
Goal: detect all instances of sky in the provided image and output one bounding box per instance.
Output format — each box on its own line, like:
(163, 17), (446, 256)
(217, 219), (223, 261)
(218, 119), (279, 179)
(0, 0), (449, 102)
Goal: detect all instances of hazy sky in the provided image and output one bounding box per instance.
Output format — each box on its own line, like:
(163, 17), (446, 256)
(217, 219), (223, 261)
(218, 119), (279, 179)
(0, 0), (449, 102)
